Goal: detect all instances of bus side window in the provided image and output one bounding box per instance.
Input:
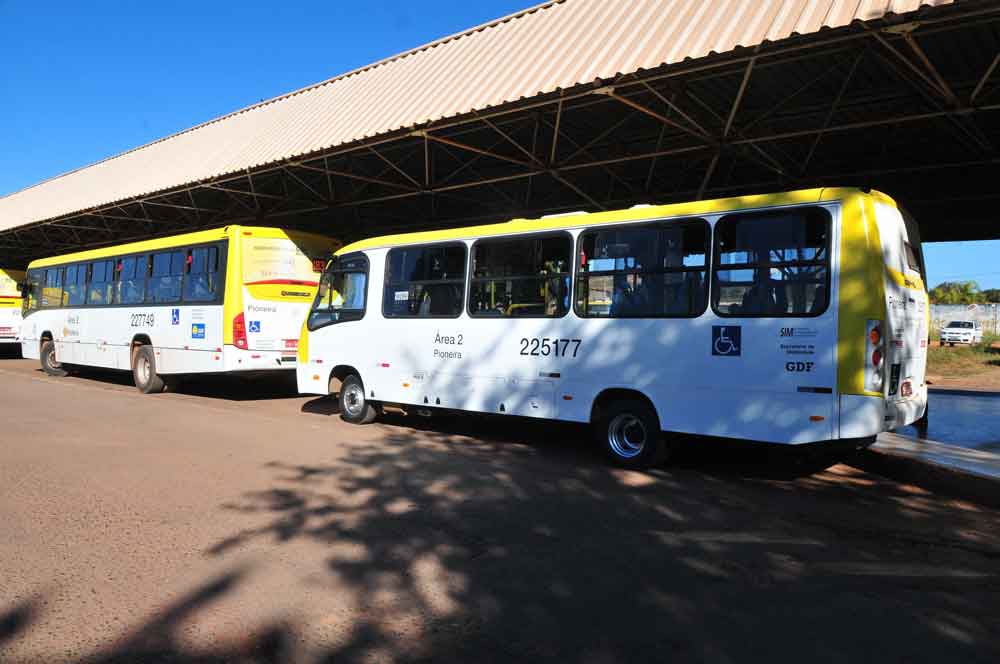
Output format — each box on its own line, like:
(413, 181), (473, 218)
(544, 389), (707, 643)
(64, 264), (87, 306)
(42, 267), (63, 308)
(576, 219), (709, 318)
(116, 256), (146, 305)
(469, 234), (571, 318)
(88, 260), (114, 305)
(383, 244), (466, 318)
(147, 251), (184, 303)
(184, 246), (219, 302)
(712, 207), (830, 317)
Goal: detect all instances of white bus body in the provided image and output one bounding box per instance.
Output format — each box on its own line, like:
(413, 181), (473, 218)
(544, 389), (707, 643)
(21, 226), (337, 392)
(297, 188), (928, 467)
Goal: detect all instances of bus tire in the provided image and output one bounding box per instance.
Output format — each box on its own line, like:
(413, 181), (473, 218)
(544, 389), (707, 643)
(596, 399), (668, 469)
(132, 345), (165, 394)
(339, 374), (377, 424)
(40, 340), (67, 377)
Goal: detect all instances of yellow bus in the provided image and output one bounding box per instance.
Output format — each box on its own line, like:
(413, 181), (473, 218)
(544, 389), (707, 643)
(0, 268), (25, 346)
(21, 226), (339, 392)
(297, 188), (929, 467)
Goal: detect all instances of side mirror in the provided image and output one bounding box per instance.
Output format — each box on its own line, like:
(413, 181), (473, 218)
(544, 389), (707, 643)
(18, 281), (30, 298)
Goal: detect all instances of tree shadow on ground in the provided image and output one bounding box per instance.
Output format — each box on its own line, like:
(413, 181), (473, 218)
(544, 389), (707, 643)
(5, 418), (1000, 663)
(199, 419), (999, 663)
(83, 570), (292, 664)
(0, 599), (37, 649)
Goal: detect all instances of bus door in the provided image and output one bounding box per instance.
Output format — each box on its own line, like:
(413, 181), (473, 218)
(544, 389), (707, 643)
(709, 206), (837, 443)
(875, 202), (928, 407)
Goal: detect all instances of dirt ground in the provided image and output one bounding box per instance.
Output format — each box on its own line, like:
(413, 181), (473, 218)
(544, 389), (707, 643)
(1, 354), (999, 664)
(926, 340), (1000, 391)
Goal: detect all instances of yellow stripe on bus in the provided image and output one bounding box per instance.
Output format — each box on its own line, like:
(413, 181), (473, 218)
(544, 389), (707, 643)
(335, 188), (858, 255)
(297, 318), (309, 364)
(836, 192), (887, 397)
(27, 227), (233, 269)
(885, 266), (925, 291)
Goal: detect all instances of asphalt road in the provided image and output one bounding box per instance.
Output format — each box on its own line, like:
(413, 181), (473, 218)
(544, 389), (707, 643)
(897, 391), (1000, 453)
(1, 352), (998, 663)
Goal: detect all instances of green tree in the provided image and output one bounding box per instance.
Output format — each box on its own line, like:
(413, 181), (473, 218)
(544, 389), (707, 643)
(928, 281), (979, 304)
(981, 288), (1000, 303)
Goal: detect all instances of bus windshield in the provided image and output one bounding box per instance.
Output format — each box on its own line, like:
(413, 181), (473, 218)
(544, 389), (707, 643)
(308, 255), (368, 329)
(242, 236), (325, 287)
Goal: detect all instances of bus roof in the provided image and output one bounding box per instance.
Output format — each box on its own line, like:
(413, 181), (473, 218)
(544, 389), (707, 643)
(337, 187), (896, 255)
(27, 226), (335, 269)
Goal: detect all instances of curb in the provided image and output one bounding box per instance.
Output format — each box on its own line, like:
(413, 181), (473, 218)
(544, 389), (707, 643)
(927, 387), (1000, 398)
(849, 447), (1000, 510)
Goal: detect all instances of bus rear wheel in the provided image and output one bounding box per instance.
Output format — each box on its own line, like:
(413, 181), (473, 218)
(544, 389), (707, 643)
(596, 399), (669, 469)
(40, 340), (67, 377)
(132, 345), (165, 394)
(339, 374), (377, 424)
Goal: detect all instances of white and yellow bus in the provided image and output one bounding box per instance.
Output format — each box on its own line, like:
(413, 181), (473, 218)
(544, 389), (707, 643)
(1, 268), (25, 346)
(297, 188), (928, 467)
(21, 226), (338, 392)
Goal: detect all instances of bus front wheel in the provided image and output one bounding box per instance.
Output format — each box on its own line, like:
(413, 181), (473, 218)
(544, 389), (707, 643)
(596, 399), (669, 469)
(339, 374), (378, 425)
(132, 345), (165, 394)
(40, 340), (67, 377)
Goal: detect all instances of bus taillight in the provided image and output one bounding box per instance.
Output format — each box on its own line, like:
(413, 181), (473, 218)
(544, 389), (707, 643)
(233, 312), (249, 350)
(865, 320), (884, 393)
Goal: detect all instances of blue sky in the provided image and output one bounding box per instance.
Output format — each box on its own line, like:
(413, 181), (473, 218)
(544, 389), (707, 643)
(923, 242), (1000, 291)
(1, 0), (996, 289)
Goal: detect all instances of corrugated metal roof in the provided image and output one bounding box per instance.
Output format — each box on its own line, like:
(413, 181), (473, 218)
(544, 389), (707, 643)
(0, 0), (953, 232)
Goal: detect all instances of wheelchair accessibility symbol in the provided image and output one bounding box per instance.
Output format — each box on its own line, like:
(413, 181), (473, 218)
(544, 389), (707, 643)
(712, 325), (741, 356)
(248, 320), (261, 334)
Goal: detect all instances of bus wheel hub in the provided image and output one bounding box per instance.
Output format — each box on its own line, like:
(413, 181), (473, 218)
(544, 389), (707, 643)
(609, 414), (646, 458)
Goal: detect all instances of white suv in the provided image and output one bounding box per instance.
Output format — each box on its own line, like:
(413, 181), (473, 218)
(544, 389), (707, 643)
(940, 320), (983, 346)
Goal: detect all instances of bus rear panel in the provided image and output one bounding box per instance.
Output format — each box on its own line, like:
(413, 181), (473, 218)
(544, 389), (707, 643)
(0, 269), (24, 344)
(224, 228), (339, 372)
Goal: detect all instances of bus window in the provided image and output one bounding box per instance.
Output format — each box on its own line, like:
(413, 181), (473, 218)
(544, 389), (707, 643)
(184, 246), (220, 302)
(383, 244), (466, 318)
(242, 236), (322, 287)
(116, 256), (147, 305)
(903, 242), (921, 272)
(469, 234), (571, 318)
(64, 264), (87, 306)
(309, 255), (367, 330)
(148, 251), (184, 303)
(42, 268), (63, 308)
(576, 220), (708, 318)
(712, 207), (830, 317)
(87, 260), (115, 305)
(25, 269), (43, 311)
